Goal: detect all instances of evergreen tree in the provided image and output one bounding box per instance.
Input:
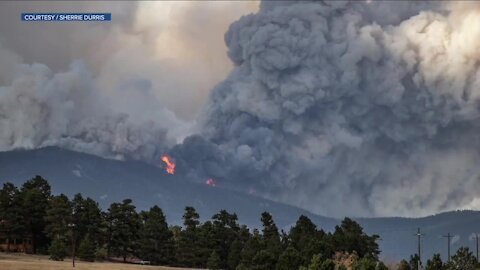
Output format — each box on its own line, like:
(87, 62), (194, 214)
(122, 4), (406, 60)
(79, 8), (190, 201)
(333, 218), (380, 259)
(238, 229), (263, 269)
(137, 205), (174, 265)
(21, 175), (52, 253)
(197, 221), (216, 266)
(48, 237), (67, 261)
(251, 249), (277, 270)
(238, 224), (252, 243)
(276, 246), (302, 270)
(309, 254), (324, 270)
(0, 182), (24, 252)
(227, 239), (242, 270)
(261, 212), (280, 240)
(299, 254), (335, 270)
(71, 194), (104, 249)
(78, 234), (96, 262)
(426, 253), (443, 270)
(45, 194), (72, 241)
(409, 254), (420, 270)
(184, 206), (200, 229)
(444, 247), (476, 270)
(106, 199), (140, 262)
(210, 209), (240, 268)
(0, 176), (415, 270)
(320, 259), (335, 270)
(289, 215), (331, 264)
(95, 246), (108, 262)
(207, 250), (221, 270)
(176, 206), (202, 267)
(260, 212), (282, 260)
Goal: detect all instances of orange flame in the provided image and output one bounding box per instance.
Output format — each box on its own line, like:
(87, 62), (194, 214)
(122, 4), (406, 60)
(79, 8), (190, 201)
(161, 154), (176, 175)
(206, 178), (216, 187)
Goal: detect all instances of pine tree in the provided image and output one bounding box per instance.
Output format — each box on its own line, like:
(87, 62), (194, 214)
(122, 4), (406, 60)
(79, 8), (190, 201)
(227, 239), (242, 270)
(210, 209), (240, 268)
(444, 247), (476, 270)
(106, 199), (140, 262)
(48, 237), (67, 261)
(196, 221), (215, 266)
(138, 205), (174, 265)
(333, 218), (380, 259)
(306, 254), (323, 270)
(300, 255), (333, 270)
(260, 212), (282, 260)
(289, 215), (331, 264)
(276, 246), (302, 270)
(426, 253), (443, 270)
(21, 175), (52, 253)
(183, 206), (200, 229)
(409, 254), (420, 270)
(320, 259), (335, 270)
(207, 250), (221, 270)
(78, 234), (96, 262)
(45, 194), (72, 241)
(238, 229), (263, 269)
(261, 212), (279, 241)
(251, 249), (277, 270)
(176, 206), (202, 267)
(72, 194), (104, 250)
(0, 182), (24, 252)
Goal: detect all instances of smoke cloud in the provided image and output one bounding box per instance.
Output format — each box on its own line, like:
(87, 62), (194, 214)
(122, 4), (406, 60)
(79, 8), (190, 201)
(173, 0), (480, 217)
(0, 1), (258, 161)
(4, 0), (480, 218)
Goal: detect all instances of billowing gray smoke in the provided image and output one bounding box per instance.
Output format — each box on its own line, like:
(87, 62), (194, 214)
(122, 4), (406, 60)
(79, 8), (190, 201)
(0, 61), (183, 161)
(4, 0), (480, 217)
(0, 1), (255, 162)
(173, 0), (480, 217)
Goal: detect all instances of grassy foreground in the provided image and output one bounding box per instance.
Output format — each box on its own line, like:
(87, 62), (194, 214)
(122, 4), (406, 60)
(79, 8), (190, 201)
(0, 253), (199, 270)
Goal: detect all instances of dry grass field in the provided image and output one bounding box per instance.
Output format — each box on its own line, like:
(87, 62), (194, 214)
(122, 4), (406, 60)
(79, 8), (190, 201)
(0, 253), (199, 270)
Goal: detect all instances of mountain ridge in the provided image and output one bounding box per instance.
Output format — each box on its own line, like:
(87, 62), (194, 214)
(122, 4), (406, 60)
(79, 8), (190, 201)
(1, 146), (479, 261)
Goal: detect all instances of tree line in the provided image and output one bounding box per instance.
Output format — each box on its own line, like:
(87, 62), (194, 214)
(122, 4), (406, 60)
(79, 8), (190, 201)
(0, 175), (387, 269)
(398, 248), (480, 270)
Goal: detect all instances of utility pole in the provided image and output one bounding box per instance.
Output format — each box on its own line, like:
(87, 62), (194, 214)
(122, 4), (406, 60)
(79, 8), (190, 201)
(416, 228), (424, 269)
(68, 223), (76, 268)
(442, 233), (452, 262)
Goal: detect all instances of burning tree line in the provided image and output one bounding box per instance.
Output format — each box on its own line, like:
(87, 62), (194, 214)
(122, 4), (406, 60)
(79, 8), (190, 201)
(0, 176), (386, 270)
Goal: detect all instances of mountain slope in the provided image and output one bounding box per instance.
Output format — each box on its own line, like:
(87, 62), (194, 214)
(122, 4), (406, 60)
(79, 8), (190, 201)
(0, 147), (337, 230)
(1, 147), (479, 261)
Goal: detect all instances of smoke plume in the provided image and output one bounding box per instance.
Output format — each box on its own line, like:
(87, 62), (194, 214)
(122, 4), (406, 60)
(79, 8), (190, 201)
(0, 1), (257, 161)
(4, 0), (480, 217)
(174, 0), (480, 217)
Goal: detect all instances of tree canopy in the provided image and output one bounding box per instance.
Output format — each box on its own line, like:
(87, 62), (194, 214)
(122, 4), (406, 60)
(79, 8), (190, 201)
(0, 176), (385, 269)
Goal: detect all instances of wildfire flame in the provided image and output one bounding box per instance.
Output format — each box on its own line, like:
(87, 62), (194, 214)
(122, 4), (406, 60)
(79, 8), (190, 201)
(206, 178), (216, 187)
(161, 154), (176, 175)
